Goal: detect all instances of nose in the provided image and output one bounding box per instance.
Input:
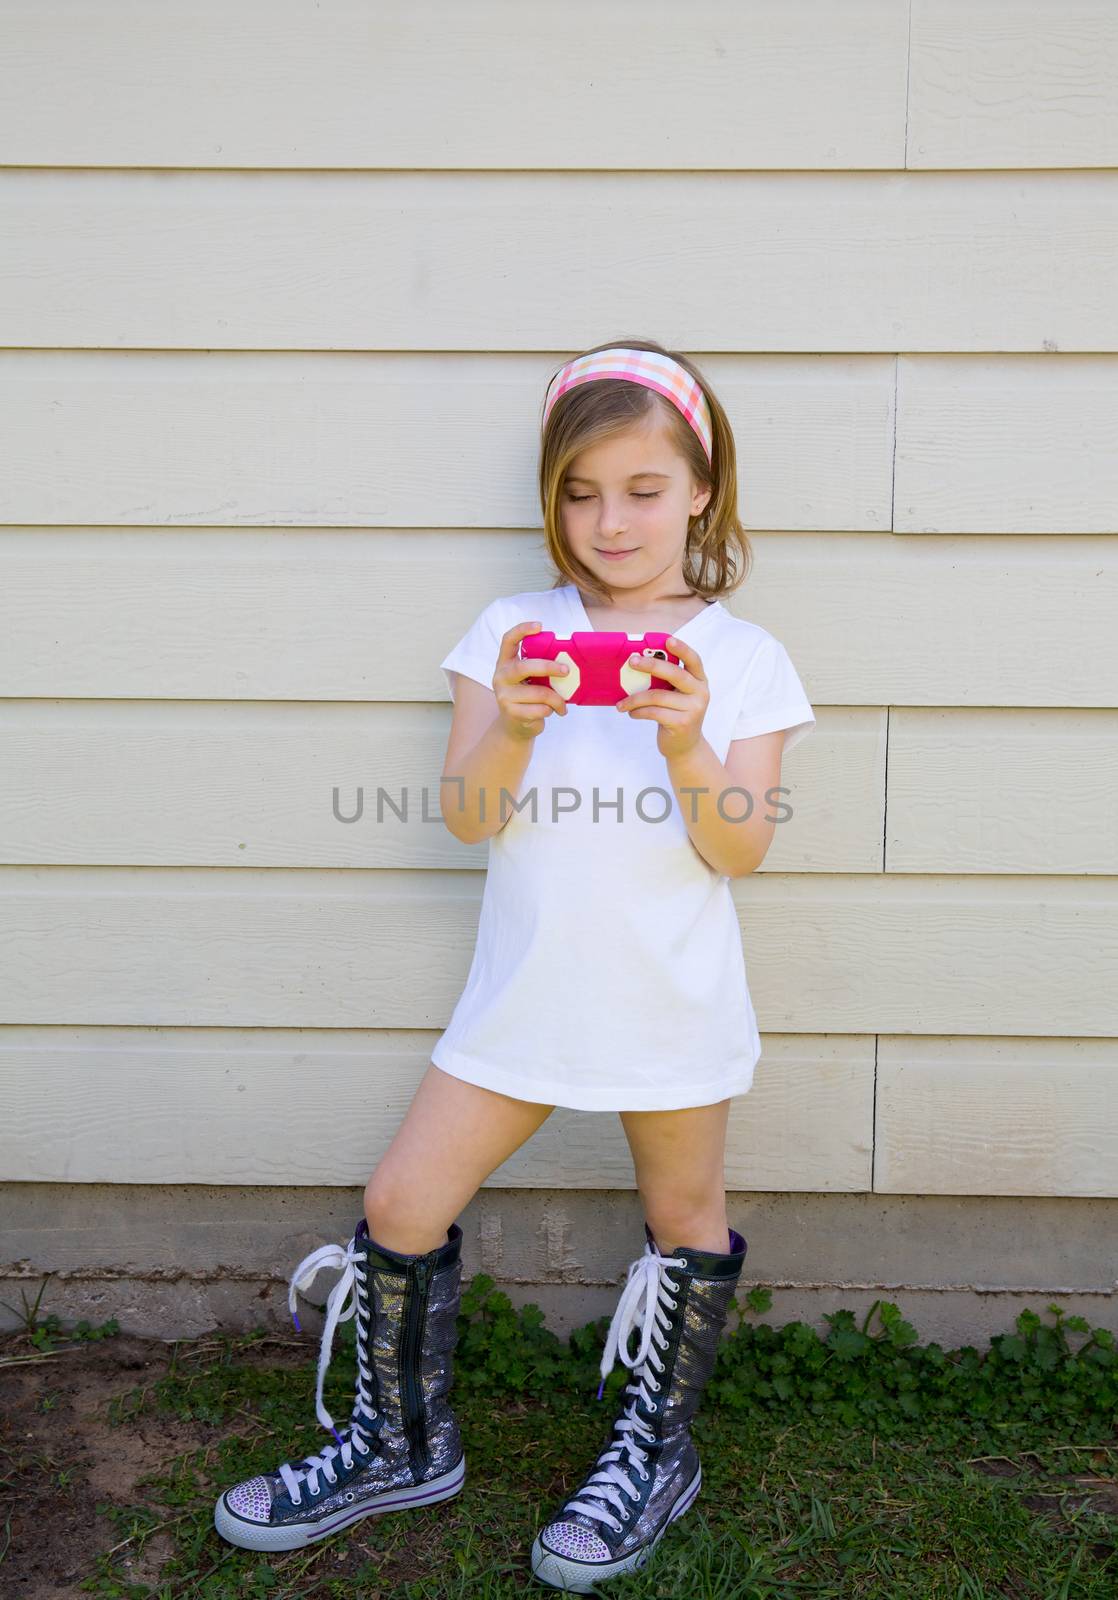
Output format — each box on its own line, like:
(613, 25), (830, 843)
(596, 501), (628, 536)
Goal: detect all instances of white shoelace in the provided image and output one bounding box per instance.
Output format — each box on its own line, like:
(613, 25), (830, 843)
(563, 1246), (687, 1532)
(278, 1239), (379, 1505)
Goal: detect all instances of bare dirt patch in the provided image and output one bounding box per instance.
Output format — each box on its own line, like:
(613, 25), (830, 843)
(1, 1323), (449, 1597)
(2, 1332), (212, 1598)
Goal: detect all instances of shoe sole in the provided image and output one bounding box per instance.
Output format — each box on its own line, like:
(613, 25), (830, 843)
(213, 1452), (466, 1552)
(530, 1461), (701, 1593)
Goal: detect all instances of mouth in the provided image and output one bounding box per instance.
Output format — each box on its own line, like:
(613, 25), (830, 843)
(596, 548), (638, 560)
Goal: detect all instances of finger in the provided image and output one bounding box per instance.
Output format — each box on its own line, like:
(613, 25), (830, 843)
(628, 651), (683, 679)
(511, 687), (569, 717)
(500, 619), (545, 661)
(617, 692), (688, 713)
(625, 704), (692, 724)
(507, 622), (571, 679)
(516, 657), (571, 680)
(508, 682), (568, 710)
(663, 635), (706, 681)
(619, 668), (694, 706)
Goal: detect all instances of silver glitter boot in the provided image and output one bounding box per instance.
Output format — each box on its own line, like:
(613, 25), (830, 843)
(214, 1216), (466, 1551)
(531, 1221), (745, 1593)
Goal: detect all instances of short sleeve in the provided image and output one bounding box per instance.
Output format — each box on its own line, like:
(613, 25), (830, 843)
(730, 634), (816, 753)
(440, 599), (506, 702)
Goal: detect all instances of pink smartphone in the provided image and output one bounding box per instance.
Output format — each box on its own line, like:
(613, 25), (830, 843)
(518, 629), (681, 707)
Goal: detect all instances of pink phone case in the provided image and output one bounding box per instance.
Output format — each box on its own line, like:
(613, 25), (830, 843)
(518, 630), (681, 706)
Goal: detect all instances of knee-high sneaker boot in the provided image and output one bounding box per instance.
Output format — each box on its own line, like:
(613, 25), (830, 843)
(214, 1217), (466, 1551)
(531, 1222), (745, 1593)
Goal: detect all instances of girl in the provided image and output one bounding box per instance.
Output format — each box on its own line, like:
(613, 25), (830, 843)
(214, 338), (816, 1593)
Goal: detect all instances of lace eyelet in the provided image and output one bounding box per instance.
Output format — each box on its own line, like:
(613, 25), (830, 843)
(291, 1494), (302, 1507)
(622, 1510), (631, 1522)
(638, 1470), (649, 1482)
(344, 1491), (355, 1503)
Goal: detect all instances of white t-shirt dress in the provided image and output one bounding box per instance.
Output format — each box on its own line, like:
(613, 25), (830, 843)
(433, 582), (815, 1112)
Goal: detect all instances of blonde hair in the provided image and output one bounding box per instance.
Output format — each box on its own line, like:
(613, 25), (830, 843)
(538, 334), (752, 607)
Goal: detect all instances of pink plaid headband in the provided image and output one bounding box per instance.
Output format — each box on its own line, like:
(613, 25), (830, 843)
(543, 347), (714, 464)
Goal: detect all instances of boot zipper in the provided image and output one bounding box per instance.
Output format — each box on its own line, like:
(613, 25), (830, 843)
(401, 1257), (432, 1478)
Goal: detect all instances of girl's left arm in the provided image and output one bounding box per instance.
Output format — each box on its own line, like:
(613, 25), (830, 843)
(618, 636), (786, 877)
(664, 730), (786, 877)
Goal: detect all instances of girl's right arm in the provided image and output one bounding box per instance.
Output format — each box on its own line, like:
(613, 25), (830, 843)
(440, 618), (569, 845)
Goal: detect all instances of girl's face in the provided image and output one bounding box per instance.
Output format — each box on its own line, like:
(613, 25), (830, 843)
(559, 414), (712, 599)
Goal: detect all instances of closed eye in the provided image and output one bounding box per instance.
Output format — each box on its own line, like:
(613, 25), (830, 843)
(565, 491), (662, 502)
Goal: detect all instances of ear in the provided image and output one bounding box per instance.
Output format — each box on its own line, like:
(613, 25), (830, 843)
(691, 481), (713, 517)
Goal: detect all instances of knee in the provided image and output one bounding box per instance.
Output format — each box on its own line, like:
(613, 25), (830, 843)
(640, 1187), (727, 1237)
(363, 1168), (402, 1227)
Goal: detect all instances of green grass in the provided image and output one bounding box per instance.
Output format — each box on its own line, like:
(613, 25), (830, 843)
(78, 1317), (1117, 1599)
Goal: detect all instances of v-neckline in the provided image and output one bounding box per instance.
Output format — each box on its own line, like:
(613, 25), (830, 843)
(565, 583), (721, 638)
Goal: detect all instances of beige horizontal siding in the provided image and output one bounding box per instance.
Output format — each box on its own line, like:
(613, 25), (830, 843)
(0, 1030), (873, 1191)
(4, 171), (1118, 351)
(4, 2), (1112, 170)
(0, 868), (1114, 1035)
(0, 0), (909, 170)
(1, 2), (1115, 1225)
(5, 1028), (1116, 1198)
(4, 353), (1117, 534)
(5, 699), (1116, 877)
(895, 355), (1118, 532)
(0, 351), (896, 531)
(0, 700), (841, 873)
(2, 530), (1115, 707)
(909, 0), (1118, 168)
(875, 1036), (1118, 1197)
(887, 709), (1118, 874)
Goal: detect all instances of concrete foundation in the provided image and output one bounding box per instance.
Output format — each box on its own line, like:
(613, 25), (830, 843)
(2, 1184), (1115, 1348)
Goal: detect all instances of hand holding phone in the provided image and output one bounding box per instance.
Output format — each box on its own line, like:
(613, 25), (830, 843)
(492, 620), (575, 741)
(517, 629), (682, 707)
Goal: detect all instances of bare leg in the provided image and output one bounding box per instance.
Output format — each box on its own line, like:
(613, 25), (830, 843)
(619, 1099), (732, 1254)
(363, 1063), (555, 1253)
